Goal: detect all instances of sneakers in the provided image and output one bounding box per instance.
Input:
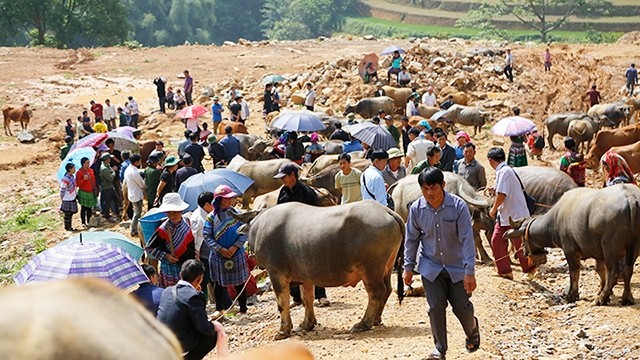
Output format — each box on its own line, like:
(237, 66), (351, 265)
(425, 348), (446, 360)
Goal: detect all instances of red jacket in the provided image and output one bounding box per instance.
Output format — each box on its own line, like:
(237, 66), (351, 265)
(76, 167), (96, 193)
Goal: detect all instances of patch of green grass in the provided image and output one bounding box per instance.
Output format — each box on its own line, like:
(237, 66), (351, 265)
(63, 72), (74, 79)
(0, 205), (59, 240)
(91, 50), (103, 58)
(125, 66), (139, 72)
(344, 17), (622, 42)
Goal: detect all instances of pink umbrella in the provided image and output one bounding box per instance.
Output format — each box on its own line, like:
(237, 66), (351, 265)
(69, 133), (109, 151)
(491, 116), (536, 136)
(177, 104), (209, 119)
(114, 126), (136, 139)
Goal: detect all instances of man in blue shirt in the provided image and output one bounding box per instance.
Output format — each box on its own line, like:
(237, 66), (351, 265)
(211, 96), (224, 135)
(218, 126), (240, 163)
(625, 63), (638, 96)
(404, 167), (479, 360)
(361, 149), (389, 206)
(132, 264), (164, 315)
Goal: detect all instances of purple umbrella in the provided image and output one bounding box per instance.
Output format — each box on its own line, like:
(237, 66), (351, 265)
(14, 242), (148, 291)
(491, 116), (536, 136)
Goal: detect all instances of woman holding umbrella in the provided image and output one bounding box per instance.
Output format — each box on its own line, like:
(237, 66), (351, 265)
(203, 185), (250, 314)
(146, 193), (196, 288)
(60, 163), (78, 231)
(76, 157), (97, 227)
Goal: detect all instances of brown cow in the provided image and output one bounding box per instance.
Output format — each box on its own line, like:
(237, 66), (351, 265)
(139, 140), (160, 168)
(609, 140), (640, 174)
(3, 104), (32, 136)
(624, 97), (640, 126)
(0, 278), (182, 360)
(218, 120), (248, 134)
(585, 124), (640, 168)
(229, 342), (313, 360)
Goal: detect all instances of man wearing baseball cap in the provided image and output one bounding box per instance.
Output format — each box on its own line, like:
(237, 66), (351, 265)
(274, 162), (330, 307)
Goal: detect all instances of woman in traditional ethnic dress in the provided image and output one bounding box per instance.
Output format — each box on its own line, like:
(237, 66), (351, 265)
(60, 163), (78, 231)
(600, 150), (637, 187)
(146, 193), (195, 288)
(75, 157), (97, 227)
(203, 185), (250, 314)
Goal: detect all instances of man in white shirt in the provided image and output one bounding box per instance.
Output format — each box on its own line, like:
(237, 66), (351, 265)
(487, 147), (536, 280)
(190, 191), (215, 304)
(405, 127), (435, 171)
(127, 96), (140, 128)
(361, 149), (389, 206)
(421, 86), (436, 107)
(103, 99), (117, 130)
(239, 97), (250, 124)
(123, 154), (145, 236)
(405, 94), (418, 117)
(398, 66), (412, 87)
(304, 82), (316, 112)
(504, 48), (514, 82)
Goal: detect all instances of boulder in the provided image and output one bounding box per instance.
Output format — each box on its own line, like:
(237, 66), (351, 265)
(17, 131), (35, 143)
(290, 93), (305, 105)
(363, 35), (376, 41)
(431, 57), (447, 67)
(408, 61), (423, 72)
(223, 41), (236, 46)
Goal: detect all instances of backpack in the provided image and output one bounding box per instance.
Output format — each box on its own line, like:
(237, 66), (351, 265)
(533, 135), (545, 149)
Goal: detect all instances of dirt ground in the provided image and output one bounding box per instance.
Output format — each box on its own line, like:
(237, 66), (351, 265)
(1, 36), (640, 359)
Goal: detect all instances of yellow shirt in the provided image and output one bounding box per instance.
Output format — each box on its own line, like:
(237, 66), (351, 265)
(93, 122), (107, 133)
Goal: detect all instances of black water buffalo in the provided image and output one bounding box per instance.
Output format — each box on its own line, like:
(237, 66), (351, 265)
(232, 200), (404, 340)
(505, 185), (640, 305)
(343, 96), (395, 118)
(513, 166), (578, 215)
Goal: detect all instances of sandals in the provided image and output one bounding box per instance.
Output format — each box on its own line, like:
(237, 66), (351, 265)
(466, 317), (481, 353)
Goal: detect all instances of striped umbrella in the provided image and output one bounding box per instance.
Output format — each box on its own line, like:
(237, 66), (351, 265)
(70, 133), (109, 151)
(346, 122), (397, 151)
(60, 231), (144, 261)
(14, 242), (148, 291)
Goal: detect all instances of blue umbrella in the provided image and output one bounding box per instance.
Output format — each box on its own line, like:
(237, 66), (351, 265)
(431, 109), (450, 120)
(262, 74), (287, 84)
(178, 169), (254, 212)
(60, 231), (144, 261)
(57, 147), (95, 181)
(380, 46), (406, 56)
(271, 110), (326, 132)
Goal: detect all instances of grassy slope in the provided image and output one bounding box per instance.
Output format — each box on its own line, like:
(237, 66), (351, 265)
(346, 17), (622, 42)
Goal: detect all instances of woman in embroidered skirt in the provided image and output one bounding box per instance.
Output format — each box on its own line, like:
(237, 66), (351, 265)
(146, 193), (195, 288)
(60, 163), (78, 231)
(507, 135), (528, 168)
(75, 157), (97, 227)
(203, 185), (250, 314)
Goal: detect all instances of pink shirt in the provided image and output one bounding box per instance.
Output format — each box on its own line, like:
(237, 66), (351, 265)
(543, 52), (551, 63)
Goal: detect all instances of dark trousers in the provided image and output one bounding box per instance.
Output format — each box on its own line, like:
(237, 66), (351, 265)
(291, 285), (326, 302)
(63, 212), (74, 230)
(80, 206), (92, 225)
(184, 333), (216, 360)
(100, 188), (119, 218)
(504, 65), (513, 82)
(130, 114), (139, 128)
(186, 92), (193, 106)
(158, 95), (166, 113)
(423, 271), (475, 355)
(200, 256), (211, 303)
(305, 105), (314, 112)
(213, 282), (247, 313)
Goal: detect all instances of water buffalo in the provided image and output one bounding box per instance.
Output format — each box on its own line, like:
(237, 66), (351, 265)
(227, 156), (291, 208)
(544, 113), (601, 150)
(251, 186), (337, 209)
(0, 278), (182, 359)
(568, 118), (599, 152)
(623, 97), (640, 125)
(588, 102), (632, 128)
(417, 104), (439, 119)
(512, 166), (578, 215)
(444, 105), (491, 135)
(3, 104), (32, 136)
(389, 173), (494, 264)
(232, 200), (404, 339)
(505, 185), (640, 305)
(382, 86), (412, 108)
(302, 159), (370, 197)
(245, 136), (274, 161)
(304, 154), (340, 176)
(343, 96), (395, 119)
(585, 124), (640, 168)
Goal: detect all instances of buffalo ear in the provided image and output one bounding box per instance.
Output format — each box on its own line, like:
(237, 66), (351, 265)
(230, 209), (263, 224)
(504, 228), (524, 239)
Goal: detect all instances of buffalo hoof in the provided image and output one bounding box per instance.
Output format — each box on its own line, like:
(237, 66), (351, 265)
(373, 317), (383, 326)
(350, 322), (372, 333)
(594, 296), (610, 306)
(566, 293), (579, 303)
(621, 297), (635, 306)
(299, 320), (317, 332)
(274, 331), (291, 340)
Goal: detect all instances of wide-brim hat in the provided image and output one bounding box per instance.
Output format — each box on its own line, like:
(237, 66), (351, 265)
(164, 155), (179, 167)
(100, 153), (113, 161)
(387, 147), (404, 159)
(157, 193), (189, 213)
(214, 184), (239, 199)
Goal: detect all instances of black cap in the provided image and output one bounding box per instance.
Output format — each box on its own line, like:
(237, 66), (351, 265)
(370, 149), (389, 161)
(273, 162), (299, 178)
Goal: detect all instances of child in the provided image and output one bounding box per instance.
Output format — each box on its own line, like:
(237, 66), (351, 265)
(543, 48), (551, 72)
(60, 163), (78, 231)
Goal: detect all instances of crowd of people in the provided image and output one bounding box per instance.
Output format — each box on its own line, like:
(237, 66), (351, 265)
(53, 51), (640, 359)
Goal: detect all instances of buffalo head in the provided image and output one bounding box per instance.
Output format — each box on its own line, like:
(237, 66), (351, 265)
(504, 216), (547, 265)
(229, 209), (264, 235)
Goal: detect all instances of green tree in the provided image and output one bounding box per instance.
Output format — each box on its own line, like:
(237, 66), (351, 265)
(455, 3), (509, 40)
(0, 0), (128, 48)
(262, 0), (355, 40)
(212, 0), (265, 43)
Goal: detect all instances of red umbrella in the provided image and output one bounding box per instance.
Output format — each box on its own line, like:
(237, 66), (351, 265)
(177, 104), (209, 119)
(70, 133), (109, 151)
(358, 53), (380, 80)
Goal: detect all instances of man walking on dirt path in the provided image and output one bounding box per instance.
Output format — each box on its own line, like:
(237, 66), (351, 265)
(584, 84), (602, 109)
(184, 70), (194, 106)
(404, 167), (480, 360)
(504, 48), (514, 82)
(625, 63), (637, 97)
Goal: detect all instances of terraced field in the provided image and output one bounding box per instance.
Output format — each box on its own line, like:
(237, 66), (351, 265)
(358, 0), (640, 32)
